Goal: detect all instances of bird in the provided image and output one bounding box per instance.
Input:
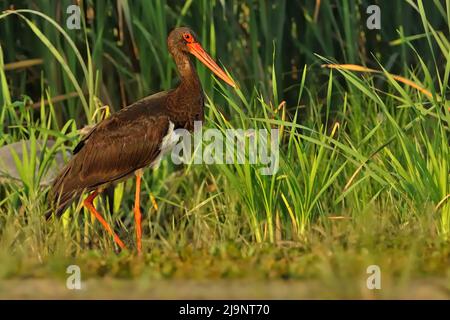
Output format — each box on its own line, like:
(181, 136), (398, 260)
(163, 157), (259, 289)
(48, 27), (236, 254)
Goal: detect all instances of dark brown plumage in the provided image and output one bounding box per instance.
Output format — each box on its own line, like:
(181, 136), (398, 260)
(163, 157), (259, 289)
(48, 27), (235, 253)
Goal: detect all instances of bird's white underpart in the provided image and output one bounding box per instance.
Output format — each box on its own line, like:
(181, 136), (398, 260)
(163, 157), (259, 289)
(150, 121), (180, 169)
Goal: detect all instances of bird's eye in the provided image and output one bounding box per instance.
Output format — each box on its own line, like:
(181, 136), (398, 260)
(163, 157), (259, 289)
(183, 33), (194, 43)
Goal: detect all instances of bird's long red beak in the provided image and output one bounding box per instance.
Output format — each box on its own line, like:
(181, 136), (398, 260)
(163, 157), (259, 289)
(187, 42), (236, 88)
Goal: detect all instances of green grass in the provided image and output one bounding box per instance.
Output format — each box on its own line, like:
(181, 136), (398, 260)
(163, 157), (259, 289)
(0, 0), (449, 298)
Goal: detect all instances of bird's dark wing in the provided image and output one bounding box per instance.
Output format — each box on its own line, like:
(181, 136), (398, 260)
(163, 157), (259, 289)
(71, 114), (170, 188)
(73, 90), (171, 156)
(49, 92), (172, 217)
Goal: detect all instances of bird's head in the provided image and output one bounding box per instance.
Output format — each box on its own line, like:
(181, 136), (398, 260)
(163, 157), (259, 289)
(167, 27), (236, 87)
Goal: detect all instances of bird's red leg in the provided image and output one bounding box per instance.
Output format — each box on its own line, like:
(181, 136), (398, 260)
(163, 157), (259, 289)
(84, 190), (126, 250)
(134, 171), (143, 254)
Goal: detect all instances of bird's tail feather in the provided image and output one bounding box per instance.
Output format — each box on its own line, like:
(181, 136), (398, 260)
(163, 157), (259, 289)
(46, 163), (81, 219)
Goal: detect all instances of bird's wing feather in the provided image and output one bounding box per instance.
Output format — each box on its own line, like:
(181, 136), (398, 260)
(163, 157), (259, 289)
(71, 114), (170, 190)
(48, 92), (173, 218)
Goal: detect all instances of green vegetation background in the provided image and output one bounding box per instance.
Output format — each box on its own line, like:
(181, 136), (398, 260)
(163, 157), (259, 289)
(0, 0), (449, 298)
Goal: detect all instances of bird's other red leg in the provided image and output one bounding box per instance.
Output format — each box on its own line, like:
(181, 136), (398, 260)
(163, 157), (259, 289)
(84, 190), (126, 250)
(134, 170), (143, 255)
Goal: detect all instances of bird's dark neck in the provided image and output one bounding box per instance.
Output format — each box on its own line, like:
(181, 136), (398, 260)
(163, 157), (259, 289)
(174, 53), (202, 93)
(166, 52), (204, 129)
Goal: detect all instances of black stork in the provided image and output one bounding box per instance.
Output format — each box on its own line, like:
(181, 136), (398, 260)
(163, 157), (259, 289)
(49, 27), (236, 254)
